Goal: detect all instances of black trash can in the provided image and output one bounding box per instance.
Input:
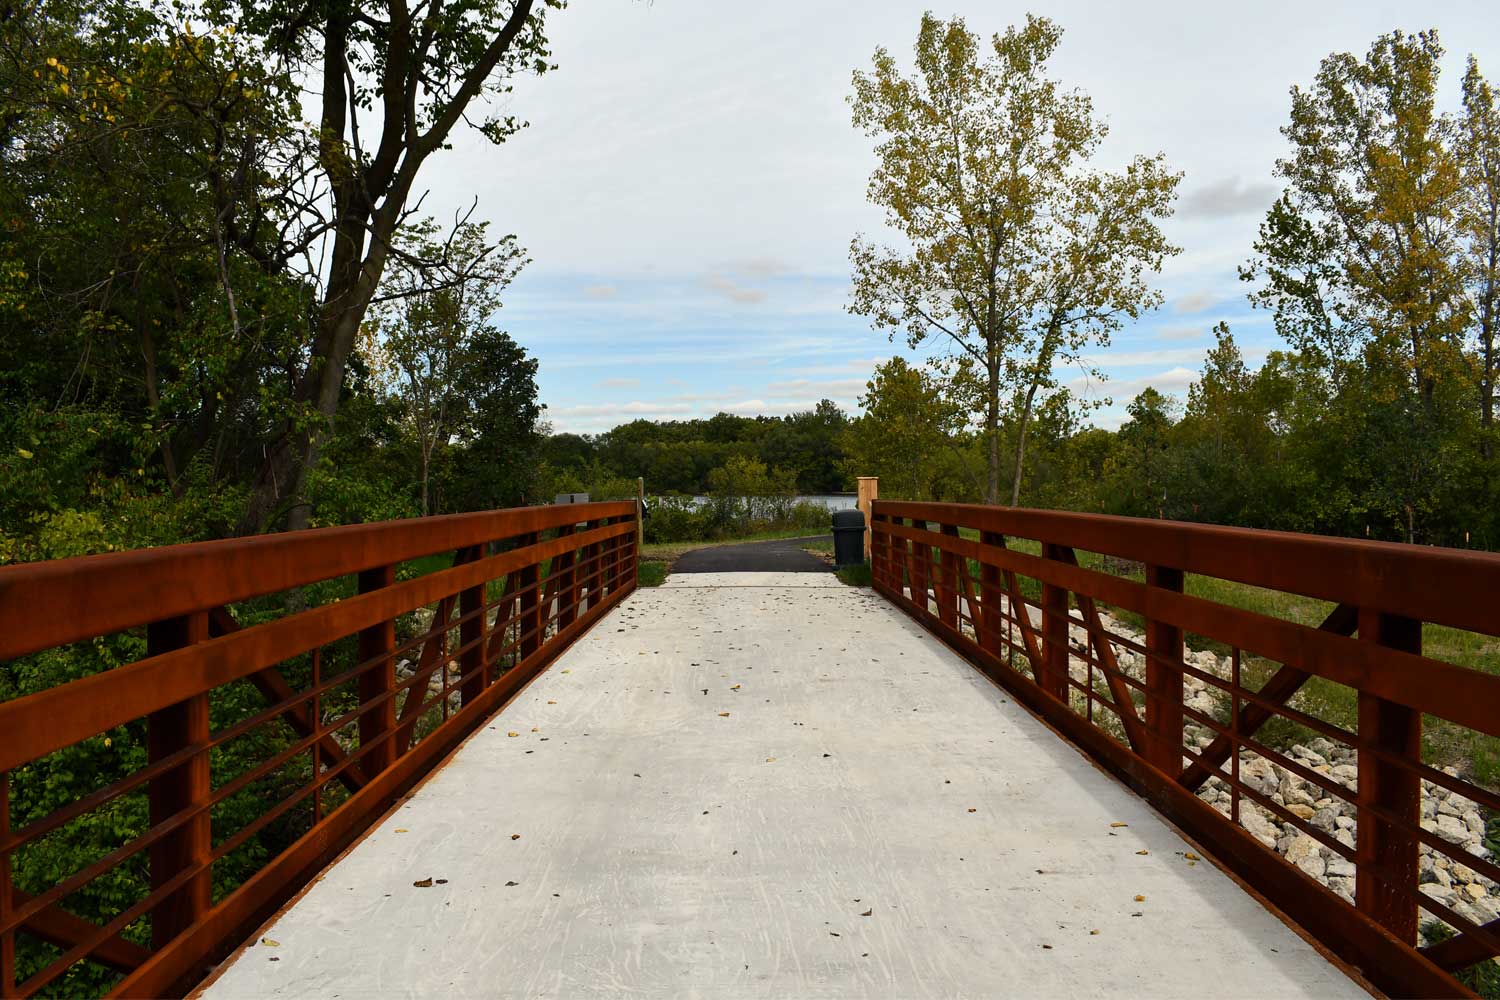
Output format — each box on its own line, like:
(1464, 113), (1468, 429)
(831, 509), (866, 567)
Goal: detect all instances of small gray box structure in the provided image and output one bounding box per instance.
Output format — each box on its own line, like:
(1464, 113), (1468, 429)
(553, 493), (590, 505)
(831, 509), (866, 568)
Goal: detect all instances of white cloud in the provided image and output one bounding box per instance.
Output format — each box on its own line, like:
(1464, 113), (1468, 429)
(1158, 325), (1208, 342)
(596, 376), (640, 388)
(582, 284), (618, 300)
(763, 377), (868, 399)
(1071, 365), (1199, 403)
(1179, 178), (1280, 219)
(1172, 292), (1217, 314)
(702, 274), (767, 305)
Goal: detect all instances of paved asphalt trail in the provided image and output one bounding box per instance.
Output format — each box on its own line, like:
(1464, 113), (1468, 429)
(671, 534), (832, 573)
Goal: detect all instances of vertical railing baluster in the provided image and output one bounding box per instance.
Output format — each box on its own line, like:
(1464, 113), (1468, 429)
(1356, 610), (1422, 944)
(460, 544), (488, 707)
(1230, 647), (1240, 825)
(1040, 543), (1070, 702)
(978, 531), (1004, 656)
(146, 611), (212, 949)
(311, 647), (322, 825)
(357, 565), (398, 774)
(939, 524), (960, 630)
(518, 532), (541, 660)
(1144, 564), (1185, 773)
(910, 520), (930, 618)
(2, 770), (13, 996)
(555, 525), (578, 630)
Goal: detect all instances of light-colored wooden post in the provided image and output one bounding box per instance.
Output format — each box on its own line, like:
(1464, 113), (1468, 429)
(636, 477), (645, 551)
(856, 477), (878, 561)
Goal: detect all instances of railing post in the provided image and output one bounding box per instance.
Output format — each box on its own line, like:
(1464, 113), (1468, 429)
(459, 545), (487, 707)
(1356, 610), (1421, 944)
(1040, 544), (1070, 702)
(938, 524), (960, 630)
(978, 531), (1004, 655)
(146, 611), (212, 949)
(357, 565), (398, 775)
(518, 532), (541, 660)
(910, 520), (930, 617)
(555, 525), (578, 630)
(1144, 564), (1185, 772)
(2, 772), (13, 996)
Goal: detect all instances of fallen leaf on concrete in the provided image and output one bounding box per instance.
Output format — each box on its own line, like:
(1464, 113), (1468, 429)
(507, 732), (519, 737)
(547, 700), (556, 705)
(1090, 929), (1100, 935)
(561, 669), (571, 674)
(861, 909), (873, 917)
(1134, 895), (1146, 902)
(395, 828), (409, 833)
(413, 878), (433, 887)
(261, 938), (280, 947)
(505, 881), (519, 887)
(731, 684), (741, 690)
(531, 727), (539, 732)
(1135, 850), (1149, 856)
(830, 932), (840, 937)
(511, 834), (521, 840)
(1110, 822), (1128, 828)
(967, 808), (977, 813)
(436, 879), (448, 884)
(766, 757), (776, 762)
(1042, 944), (1053, 950)
(718, 712), (730, 717)
(1183, 852), (1199, 861)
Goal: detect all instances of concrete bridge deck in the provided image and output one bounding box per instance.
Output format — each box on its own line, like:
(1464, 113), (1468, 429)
(201, 572), (1366, 999)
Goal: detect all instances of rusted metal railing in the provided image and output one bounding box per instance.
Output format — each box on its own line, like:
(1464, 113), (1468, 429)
(0, 501), (638, 998)
(871, 500), (1500, 999)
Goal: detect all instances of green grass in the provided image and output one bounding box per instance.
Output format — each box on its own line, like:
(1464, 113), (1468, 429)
(637, 560), (668, 587)
(836, 562), (872, 587)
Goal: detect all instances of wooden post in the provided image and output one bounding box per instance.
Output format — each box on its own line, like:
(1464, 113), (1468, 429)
(146, 611), (212, 949)
(909, 520), (930, 617)
(2, 771), (14, 995)
(1040, 544), (1070, 702)
(1356, 609), (1421, 944)
(357, 565), (398, 775)
(636, 478), (645, 553)
(1144, 564), (1185, 772)
(555, 525), (578, 631)
(857, 477), (878, 561)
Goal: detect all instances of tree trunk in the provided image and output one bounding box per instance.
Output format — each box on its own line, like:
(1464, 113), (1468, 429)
(1010, 380), (1040, 507)
(984, 364), (1001, 505)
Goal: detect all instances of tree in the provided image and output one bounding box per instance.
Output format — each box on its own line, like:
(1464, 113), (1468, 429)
(848, 13), (1179, 505)
(1457, 58), (1500, 448)
(365, 220), (525, 514)
(841, 357), (972, 500)
(1242, 29), (1477, 541)
(226, 0), (561, 531)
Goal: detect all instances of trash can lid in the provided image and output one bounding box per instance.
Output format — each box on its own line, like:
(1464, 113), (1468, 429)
(831, 508), (865, 528)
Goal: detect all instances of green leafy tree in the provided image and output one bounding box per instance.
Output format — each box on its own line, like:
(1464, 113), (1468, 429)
(848, 13), (1180, 505)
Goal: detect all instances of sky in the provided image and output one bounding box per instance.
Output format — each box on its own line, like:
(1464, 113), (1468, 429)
(419, 0), (1500, 435)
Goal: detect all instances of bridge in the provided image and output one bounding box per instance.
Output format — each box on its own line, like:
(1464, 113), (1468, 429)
(0, 500), (1497, 997)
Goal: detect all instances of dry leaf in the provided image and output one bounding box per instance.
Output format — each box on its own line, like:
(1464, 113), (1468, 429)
(511, 834), (521, 840)
(395, 828), (409, 833)
(1110, 822), (1128, 828)
(505, 880), (519, 887)
(1183, 852), (1199, 861)
(507, 731), (519, 738)
(1135, 850), (1148, 856)
(967, 807), (977, 813)
(860, 908), (873, 917)
(730, 684), (741, 690)
(718, 712), (730, 717)
(766, 757), (776, 763)
(561, 669), (571, 674)
(413, 878), (433, 888)
(1133, 894), (1146, 902)
(1090, 929), (1100, 936)
(547, 700), (557, 704)
(261, 938), (280, 947)
(531, 727), (539, 732)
